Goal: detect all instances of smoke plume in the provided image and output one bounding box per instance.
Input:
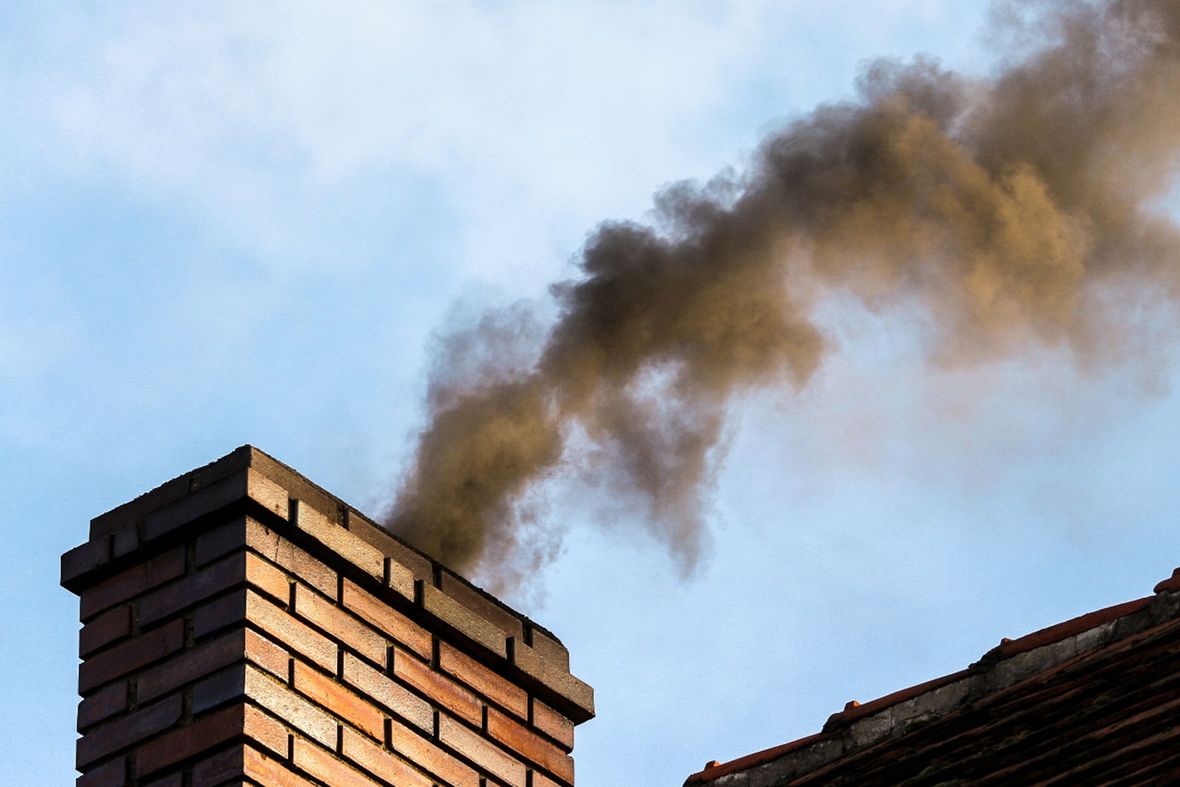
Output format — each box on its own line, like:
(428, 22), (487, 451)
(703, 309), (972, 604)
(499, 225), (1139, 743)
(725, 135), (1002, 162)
(387, 0), (1180, 585)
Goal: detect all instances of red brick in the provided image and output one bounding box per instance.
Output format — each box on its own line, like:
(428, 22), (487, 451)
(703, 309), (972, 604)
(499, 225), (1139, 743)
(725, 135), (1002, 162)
(391, 719), (480, 787)
(291, 499), (384, 582)
(79, 547), (185, 621)
(341, 726), (434, 787)
(77, 681), (128, 731)
(79, 618), (184, 693)
(244, 664), (337, 748)
(293, 736), (382, 787)
(135, 703), (286, 778)
(136, 627), (242, 704)
(77, 755), (126, 787)
(439, 714), (528, 787)
(530, 627), (570, 670)
(245, 518), (337, 598)
(244, 627), (290, 680)
(242, 745), (314, 786)
(79, 604), (132, 658)
(532, 769), (565, 787)
(294, 583), (387, 665)
(342, 652), (433, 733)
(193, 666), (245, 714)
(394, 647), (482, 726)
(342, 578), (432, 659)
(440, 642), (528, 718)
(293, 660), (385, 740)
(488, 706), (574, 783)
(77, 694), (182, 768)
(422, 584), (508, 657)
(532, 697), (575, 751)
(193, 589), (336, 673)
(187, 744), (244, 784)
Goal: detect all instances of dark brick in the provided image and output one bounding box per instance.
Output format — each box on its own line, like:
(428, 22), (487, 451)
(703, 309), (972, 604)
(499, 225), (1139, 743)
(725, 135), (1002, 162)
(139, 550), (288, 627)
(76, 755), (126, 787)
(143, 468), (288, 543)
(79, 604), (132, 658)
(79, 618), (184, 693)
(135, 703), (287, 778)
(137, 628), (241, 704)
(61, 537), (111, 591)
(79, 547), (185, 621)
(193, 666), (246, 714)
(77, 694), (182, 768)
(77, 681), (128, 731)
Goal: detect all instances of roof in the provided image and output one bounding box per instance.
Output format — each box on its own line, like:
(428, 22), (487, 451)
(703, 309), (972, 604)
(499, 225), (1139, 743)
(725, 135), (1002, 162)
(685, 567), (1180, 785)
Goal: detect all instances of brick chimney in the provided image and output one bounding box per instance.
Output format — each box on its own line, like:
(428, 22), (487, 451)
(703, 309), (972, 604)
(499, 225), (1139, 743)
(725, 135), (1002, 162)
(61, 446), (593, 786)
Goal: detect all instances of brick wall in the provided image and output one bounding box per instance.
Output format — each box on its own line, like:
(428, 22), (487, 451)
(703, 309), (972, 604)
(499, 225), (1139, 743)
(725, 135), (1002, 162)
(61, 446), (594, 786)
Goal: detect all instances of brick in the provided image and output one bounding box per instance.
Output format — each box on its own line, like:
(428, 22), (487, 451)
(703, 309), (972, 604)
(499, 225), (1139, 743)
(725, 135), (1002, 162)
(245, 664), (337, 748)
(244, 627), (290, 680)
(143, 468), (289, 543)
(78, 681), (128, 731)
(193, 666), (245, 714)
(342, 578), (432, 659)
(292, 736), (381, 787)
(529, 627), (570, 671)
(346, 512), (434, 590)
(245, 518), (336, 598)
(141, 772), (184, 787)
(243, 745), (315, 787)
(532, 698), (575, 751)
(292, 499), (384, 581)
(77, 694), (182, 768)
(487, 706), (574, 783)
(79, 547), (185, 620)
(341, 726), (434, 787)
(134, 703), (286, 778)
(422, 583), (507, 658)
(187, 744), (243, 784)
(532, 769), (565, 787)
(441, 570), (524, 642)
(141, 551), (289, 627)
(440, 643), (528, 718)
(137, 628), (242, 704)
(513, 638), (594, 720)
(394, 647), (482, 726)
(293, 660), (385, 740)
(61, 536), (111, 591)
(294, 583), (387, 665)
(439, 714), (528, 787)
(391, 718), (480, 787)
(342, 652), (433, 733)
(79, 618), (184, 693)
(192, 589), (336, 673)
(79, 604), (132, 658)
(77, 755), (126, 787)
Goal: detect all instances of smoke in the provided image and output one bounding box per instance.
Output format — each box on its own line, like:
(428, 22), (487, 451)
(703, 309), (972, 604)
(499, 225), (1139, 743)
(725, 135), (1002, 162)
(386, 0), (1180, 586)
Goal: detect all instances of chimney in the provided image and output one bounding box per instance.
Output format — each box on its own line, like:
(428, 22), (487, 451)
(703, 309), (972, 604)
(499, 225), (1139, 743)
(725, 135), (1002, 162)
(61, 446), (593, 786)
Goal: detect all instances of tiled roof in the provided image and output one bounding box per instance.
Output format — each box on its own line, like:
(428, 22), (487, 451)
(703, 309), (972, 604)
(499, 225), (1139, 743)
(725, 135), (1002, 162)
(686, 568), (1180, 785)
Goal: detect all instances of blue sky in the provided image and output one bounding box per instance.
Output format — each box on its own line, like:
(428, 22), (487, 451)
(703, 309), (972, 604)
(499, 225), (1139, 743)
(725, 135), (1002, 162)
(4, 2), (1180, 784)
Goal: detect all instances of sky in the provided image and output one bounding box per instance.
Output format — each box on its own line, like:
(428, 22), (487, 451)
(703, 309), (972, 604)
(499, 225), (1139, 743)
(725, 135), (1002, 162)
(4, 2), (1180, 784)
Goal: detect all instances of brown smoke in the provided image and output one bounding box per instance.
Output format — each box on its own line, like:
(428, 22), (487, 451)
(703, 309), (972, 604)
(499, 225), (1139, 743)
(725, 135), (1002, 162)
(387, 0), (1180, 585)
